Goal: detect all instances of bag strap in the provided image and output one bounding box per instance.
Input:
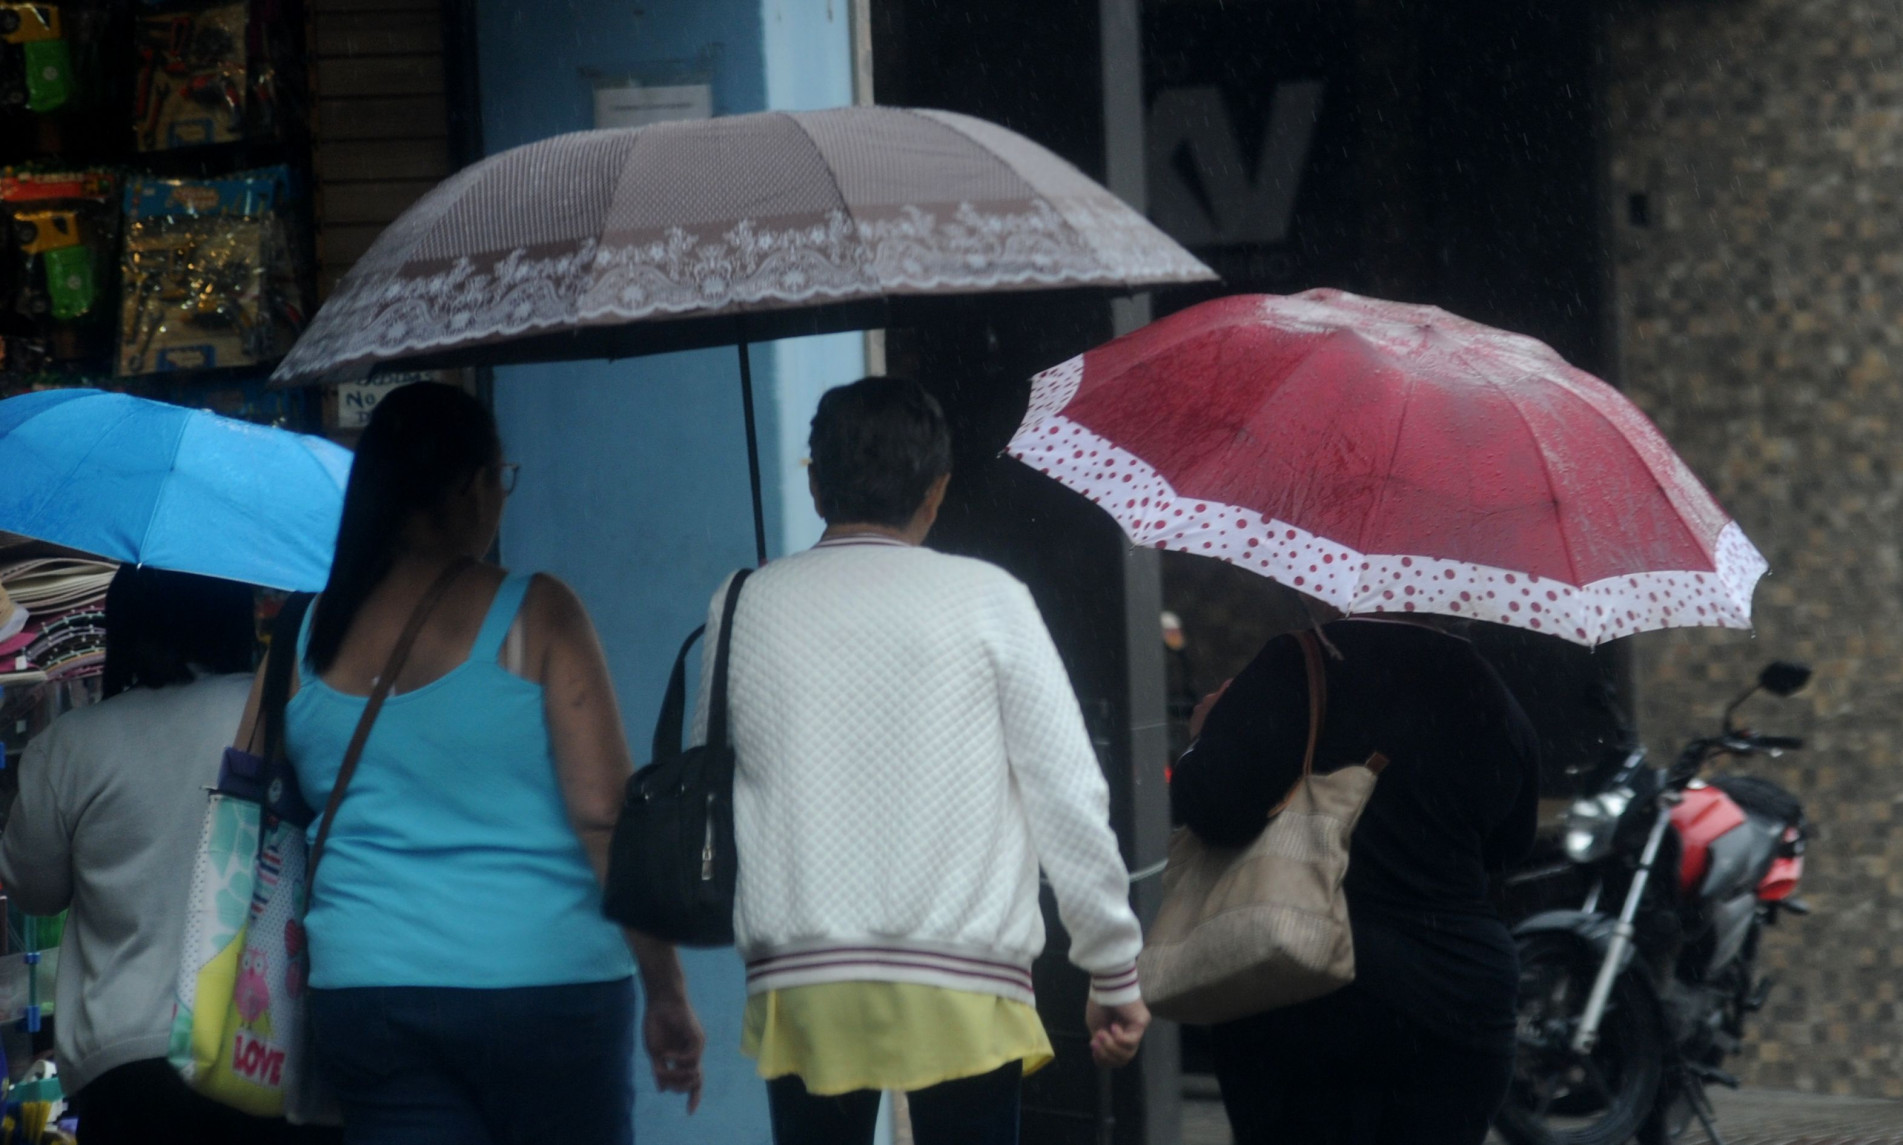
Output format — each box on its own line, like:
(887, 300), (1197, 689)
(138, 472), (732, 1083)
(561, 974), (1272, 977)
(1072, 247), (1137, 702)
(1294, 630), (1328, 780)
(308, 557), (476, 882)
(1264, 630), (1332, 817)
(1290, 628), (1389, 787)
(704, 568), (753, 754)
(258, 593), (314, 764)
(652, 626), (706, 760)
(649, 568), (753, 759)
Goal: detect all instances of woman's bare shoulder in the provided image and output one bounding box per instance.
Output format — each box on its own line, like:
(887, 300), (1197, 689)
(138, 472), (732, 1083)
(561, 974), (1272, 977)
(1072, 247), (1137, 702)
(522, 571), (583, 614)
(518, 572), (601, 645)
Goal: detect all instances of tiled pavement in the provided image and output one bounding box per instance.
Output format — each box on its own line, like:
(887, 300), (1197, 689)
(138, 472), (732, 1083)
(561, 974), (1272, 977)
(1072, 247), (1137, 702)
(1181, 1090), (1234, 1144)
(1701, 1089), (1903, 1145)
(1178, 1083), (1903, 1145)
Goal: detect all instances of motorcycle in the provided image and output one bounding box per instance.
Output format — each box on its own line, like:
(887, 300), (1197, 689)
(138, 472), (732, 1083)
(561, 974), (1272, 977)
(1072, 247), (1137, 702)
(1493, 660), (1813, 1145)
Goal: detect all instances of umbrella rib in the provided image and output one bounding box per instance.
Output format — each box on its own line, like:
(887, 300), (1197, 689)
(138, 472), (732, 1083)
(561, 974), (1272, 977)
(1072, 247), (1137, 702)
(781, 112), (883, 297)
(1444, 340), (1586, 586)
(915, 108), (1123, 289)
(1536, 367), (1721, 548)
(132, 410), (197, 575)
(1478, 347), (1718, 585)
(1355, 338), (1420, 558)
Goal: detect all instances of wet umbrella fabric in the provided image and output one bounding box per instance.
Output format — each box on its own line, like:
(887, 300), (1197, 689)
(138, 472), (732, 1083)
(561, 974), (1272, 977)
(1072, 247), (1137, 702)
(0, 389), (351, 591)
(268, 106), (1214, 564)
(271, 107), (1214, 386)
(1007, 290), (1766, 647)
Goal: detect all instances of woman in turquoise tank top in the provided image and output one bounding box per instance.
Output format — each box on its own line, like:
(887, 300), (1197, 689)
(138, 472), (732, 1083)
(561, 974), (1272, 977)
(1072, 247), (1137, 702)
(238, 384), (704, 1145)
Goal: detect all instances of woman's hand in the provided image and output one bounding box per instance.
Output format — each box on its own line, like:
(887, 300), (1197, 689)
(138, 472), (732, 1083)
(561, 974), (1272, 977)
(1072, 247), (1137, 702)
(628, 931), (703, 1111)
(1187, 679), (1233, 740)
(643, 989), (706, 1112)
(1085, 999), (1151, 1068)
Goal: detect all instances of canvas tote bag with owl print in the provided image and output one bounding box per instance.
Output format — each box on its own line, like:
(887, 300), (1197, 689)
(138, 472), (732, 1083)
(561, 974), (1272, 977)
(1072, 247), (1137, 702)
(170, 595), (333, 1122)
(169, 765), (325, 1120)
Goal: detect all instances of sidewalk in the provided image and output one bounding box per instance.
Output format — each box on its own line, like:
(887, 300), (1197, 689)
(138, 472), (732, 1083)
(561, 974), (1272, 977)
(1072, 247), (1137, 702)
(1704, 1087), (1903, 1144)
(1179, 1079), (1903, 1144)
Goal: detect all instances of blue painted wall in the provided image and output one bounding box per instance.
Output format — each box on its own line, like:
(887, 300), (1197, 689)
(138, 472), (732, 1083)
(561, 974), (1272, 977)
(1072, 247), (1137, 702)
(477, 2), (858, 1141)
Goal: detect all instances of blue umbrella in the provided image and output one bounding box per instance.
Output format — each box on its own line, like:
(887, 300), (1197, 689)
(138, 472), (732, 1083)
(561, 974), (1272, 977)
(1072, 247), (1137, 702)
(0, 389), (351, 591)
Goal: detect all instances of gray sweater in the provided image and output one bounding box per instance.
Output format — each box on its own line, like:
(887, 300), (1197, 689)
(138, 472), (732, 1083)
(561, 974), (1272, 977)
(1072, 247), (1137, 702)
(0, 673), (251, 1094)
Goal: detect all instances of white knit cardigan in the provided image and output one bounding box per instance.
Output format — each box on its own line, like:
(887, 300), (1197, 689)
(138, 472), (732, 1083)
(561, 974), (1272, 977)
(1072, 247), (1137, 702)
(694, 536), (1142, 1007)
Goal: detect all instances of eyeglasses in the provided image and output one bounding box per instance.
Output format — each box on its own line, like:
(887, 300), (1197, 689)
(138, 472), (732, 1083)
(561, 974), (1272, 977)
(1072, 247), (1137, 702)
(499, 462), (521, 495)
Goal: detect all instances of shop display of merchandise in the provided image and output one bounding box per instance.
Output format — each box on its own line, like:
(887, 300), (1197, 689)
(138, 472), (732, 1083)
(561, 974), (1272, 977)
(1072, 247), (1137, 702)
(133, 2), (247, 151)
(0, 169), (116, 371)
(0, 557), (113, 682)
(2, 3), (314, 380)
(0, 544), (108, 792)
(0, 1058), (75, 1144)
(2, 909), (72, 1143)
(0, 4), (74, 114)
(0, 581), (33, 685)
(133, 0), (302, 153)
(117, 166), (305, 375)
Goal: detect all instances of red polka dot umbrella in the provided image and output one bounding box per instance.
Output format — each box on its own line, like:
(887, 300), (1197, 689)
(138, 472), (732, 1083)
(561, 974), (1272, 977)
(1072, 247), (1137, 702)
(1006, 290), (1766, 647)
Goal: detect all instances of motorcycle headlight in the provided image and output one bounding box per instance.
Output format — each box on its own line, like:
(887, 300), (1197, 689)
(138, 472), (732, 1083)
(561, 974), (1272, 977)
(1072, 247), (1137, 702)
(1562, 788), (1633, 863)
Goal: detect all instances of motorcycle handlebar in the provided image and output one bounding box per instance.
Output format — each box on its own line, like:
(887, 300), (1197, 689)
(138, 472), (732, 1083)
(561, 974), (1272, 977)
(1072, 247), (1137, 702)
(1670, 731), (1805, 786)
(1714, 732), (1806, 757)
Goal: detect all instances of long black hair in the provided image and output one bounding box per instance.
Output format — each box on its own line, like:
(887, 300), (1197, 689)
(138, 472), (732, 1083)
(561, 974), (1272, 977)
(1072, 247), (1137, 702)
(305, 382), (500, 673)
(102, 565), (257, 698)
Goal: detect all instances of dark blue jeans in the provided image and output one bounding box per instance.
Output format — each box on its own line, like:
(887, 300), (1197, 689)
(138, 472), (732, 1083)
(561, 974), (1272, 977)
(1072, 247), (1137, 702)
(308, 978), (635, 1145)
(767, 1060), (1022, 1145)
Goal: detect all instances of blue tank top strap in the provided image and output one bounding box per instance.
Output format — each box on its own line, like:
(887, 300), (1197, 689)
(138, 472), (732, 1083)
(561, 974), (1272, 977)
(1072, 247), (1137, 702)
(471, 573), (533, 663)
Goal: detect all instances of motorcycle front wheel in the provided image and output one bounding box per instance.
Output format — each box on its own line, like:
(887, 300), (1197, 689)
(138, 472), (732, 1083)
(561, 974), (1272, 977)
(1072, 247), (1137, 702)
(1494, 933), (1665, 1145)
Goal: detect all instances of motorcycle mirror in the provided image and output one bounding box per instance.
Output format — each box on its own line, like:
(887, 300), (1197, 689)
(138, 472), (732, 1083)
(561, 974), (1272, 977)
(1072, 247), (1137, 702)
(1759, 661), (1812, 698)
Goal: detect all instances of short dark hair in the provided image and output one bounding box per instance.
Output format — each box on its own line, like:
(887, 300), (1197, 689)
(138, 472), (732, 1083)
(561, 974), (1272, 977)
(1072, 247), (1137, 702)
(808, 376), (952, 527)
(102, 565), (257, 697)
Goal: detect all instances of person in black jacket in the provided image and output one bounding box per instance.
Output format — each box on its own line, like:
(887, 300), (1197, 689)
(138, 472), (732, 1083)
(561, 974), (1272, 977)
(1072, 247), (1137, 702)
(1170, 616), (1540, 1145)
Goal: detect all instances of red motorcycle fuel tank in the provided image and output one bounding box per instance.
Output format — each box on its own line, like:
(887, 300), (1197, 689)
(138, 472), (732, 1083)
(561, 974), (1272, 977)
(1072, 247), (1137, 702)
(1672, 783), (1749, 894)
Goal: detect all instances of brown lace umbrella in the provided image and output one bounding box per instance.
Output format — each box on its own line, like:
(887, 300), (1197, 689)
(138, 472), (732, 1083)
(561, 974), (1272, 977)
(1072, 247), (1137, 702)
(271, 106), (1214, 560)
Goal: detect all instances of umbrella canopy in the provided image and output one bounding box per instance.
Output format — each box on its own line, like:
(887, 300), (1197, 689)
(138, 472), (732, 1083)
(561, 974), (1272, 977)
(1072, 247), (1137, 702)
(0, 390), (351, 591)
(271, 106), (1214, 387)
(1006, 291), (1767, 647)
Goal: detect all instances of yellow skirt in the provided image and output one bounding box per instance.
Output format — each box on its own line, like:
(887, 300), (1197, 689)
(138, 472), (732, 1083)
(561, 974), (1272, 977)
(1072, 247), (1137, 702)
(741, 982), (1055, 1096)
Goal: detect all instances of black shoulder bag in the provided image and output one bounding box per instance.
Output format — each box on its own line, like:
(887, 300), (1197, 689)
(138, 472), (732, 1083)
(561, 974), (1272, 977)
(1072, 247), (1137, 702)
(603, 568), (751, 946)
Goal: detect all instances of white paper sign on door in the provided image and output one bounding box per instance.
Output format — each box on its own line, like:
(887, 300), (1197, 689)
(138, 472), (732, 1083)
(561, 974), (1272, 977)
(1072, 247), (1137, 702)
(594, 83), (713, 130)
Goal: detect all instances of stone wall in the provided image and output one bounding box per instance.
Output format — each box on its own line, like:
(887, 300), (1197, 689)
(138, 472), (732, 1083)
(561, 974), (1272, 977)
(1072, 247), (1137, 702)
(1607, 0), (1903, 1098)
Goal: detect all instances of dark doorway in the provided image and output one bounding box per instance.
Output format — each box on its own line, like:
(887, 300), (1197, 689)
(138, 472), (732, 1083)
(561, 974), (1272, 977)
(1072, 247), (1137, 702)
(874, 0), (1621, 1138)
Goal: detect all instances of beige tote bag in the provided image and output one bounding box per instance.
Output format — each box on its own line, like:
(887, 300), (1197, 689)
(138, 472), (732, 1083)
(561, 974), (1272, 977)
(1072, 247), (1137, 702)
(1138, 631), (1388, 1025)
